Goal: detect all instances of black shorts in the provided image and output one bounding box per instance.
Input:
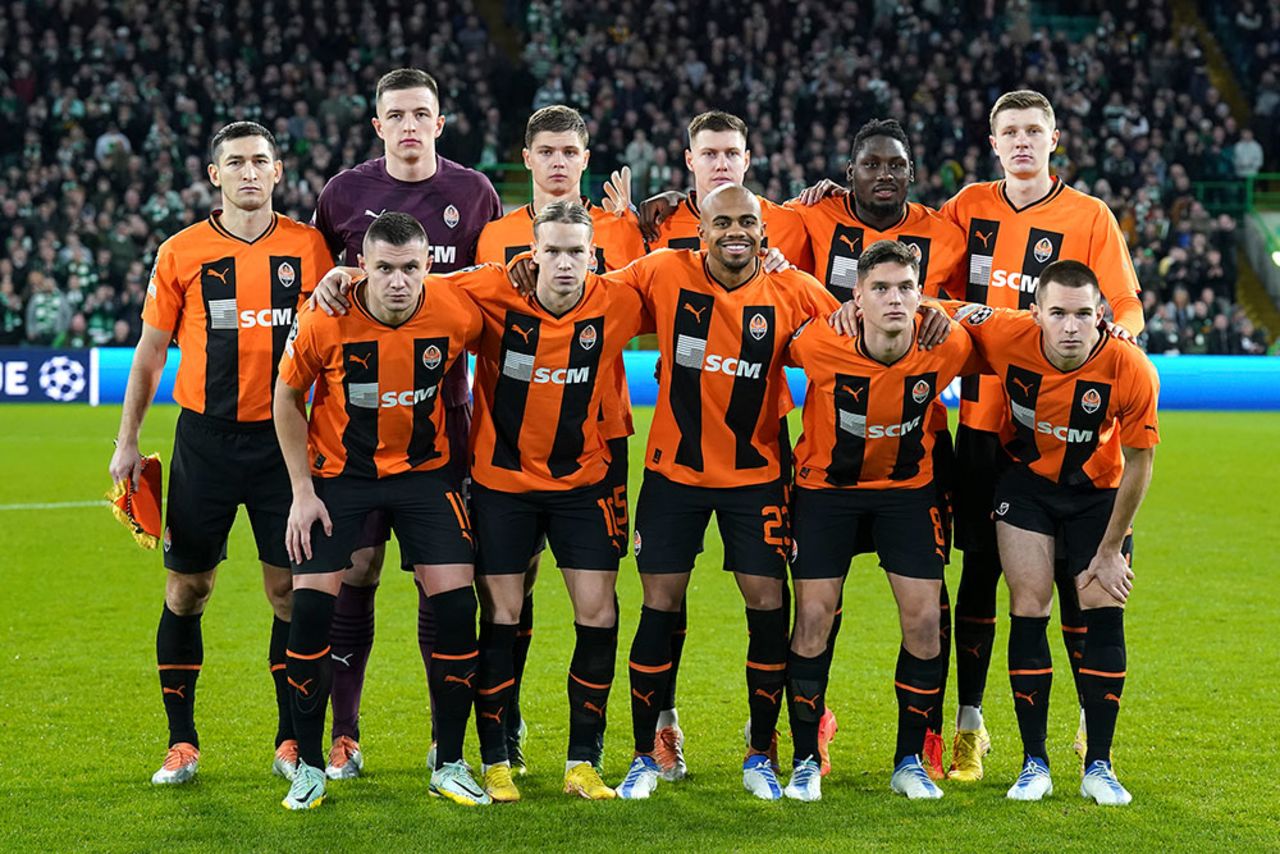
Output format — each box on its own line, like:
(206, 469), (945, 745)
(993, 465), (1117, 576)
(847, 428), (955, 560)
(790, 485), (948, 581)
(952, 424), (1012, 554)
(472, 478), (625, 575)
(294, 470), (475, 575)
(164, 409), (290, 573)
(632, 470), (789, 578)
(355, 400), (473, 550)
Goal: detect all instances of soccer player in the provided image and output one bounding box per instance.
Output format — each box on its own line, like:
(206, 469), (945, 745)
(309, 67), (502, 779)
(782, 240), (983, 802)
(605, 184), (840, 801)
(273, 212), (487, 809)
(635, 110), (815, 777)
(788, 117), (969, 777)
(455, 200), (649, 802)
(474, 106), (645, 773)
(640, 111), (812, 269)
(108, 122), (332, 785)
(948, 260), (1158, 804)
(938, 90), (1144, 781)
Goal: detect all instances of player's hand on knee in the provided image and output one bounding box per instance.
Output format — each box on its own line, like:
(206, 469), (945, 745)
(795, 178), (845, 206)
(109, 440), (143, 488)
(828, 300), (859, 337)
(761, 246), (792, 272)
(602, 166), (633, 216)
(287, 493), (332, 564)
(916, 305), (952, 349)
(1078, 551), (1132, 604)
(310, 266), (360, 316)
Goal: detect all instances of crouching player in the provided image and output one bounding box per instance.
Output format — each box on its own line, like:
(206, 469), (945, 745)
(449, 200), (649, 801)
(783, 240), (981, 801)
(272, 212), (488, 809)
(949, 260), (1159, 805)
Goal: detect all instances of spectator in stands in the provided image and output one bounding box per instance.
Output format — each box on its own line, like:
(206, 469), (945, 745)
(1232, 128), (1264, 176)
(0, 278), (23, 346)
(24, 271), (70, 346)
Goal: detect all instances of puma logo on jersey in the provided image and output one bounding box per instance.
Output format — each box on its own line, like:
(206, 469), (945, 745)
(206, 265), (231, 284)
(364, 208), (387, 219)
(511, 323), (533, 344)
(348, 352), (372, 369)
(682, 302), (707, 323)
(974, 230), (993, 250)
(1011, 376), (1035, 397)
(839, 384), (864, 402)
(838, 234), (861, 253)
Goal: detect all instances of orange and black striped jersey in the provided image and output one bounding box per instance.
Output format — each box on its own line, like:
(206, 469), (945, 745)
(952, 303), (1159, 489)
(786, 316), (984, 490)
(647, 191), (815, 271)
(448, 264), (650, 492)
(783, 197), (967, 302)
(607, 249), (840, 488)
(475, 199), (647, 441)
(143, 212), (332, 422)
(278, 281), (483, 479)
(940, 179), (1144, 434)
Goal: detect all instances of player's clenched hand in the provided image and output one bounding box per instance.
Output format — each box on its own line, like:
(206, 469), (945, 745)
(601, 166), (633, 216)
(1077, 550), (1134, 604)
(761, 247), (792, 272)
(637, 190), (684, 243)
(507, 257), (537, 298)
(828, 300), (859, 337)
(109, 439), (144, 489)
(796, 178), (846, 206)
(286, 491), (332, 565)
(310, 266), (361, 316)
(916, 305), (952, 350)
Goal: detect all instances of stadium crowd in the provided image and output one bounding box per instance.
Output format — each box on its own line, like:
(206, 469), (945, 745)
(0, 0), (1272, 353)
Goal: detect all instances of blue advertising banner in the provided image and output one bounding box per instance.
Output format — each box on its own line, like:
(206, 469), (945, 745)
(6, 348), (1280, 411)
(0, 348), (97, 404)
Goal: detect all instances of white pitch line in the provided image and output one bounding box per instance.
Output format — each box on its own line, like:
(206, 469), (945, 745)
(0, 500), (110, 511)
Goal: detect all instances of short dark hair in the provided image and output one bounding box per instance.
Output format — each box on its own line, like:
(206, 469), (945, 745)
(851, 118), (913, 167)
(525, 105), (589, 148)
(858, 239), (920, 278)
(532, 199), (595, 239)
(363, 211), (428, 252)
(208, 121), (278, 164)
(375, 68), (440, 107)
(1035, 260), (1101, 304)
(687, 110), (749, 147)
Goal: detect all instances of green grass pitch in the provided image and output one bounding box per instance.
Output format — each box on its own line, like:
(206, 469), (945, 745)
(1, 404), (1276, 851)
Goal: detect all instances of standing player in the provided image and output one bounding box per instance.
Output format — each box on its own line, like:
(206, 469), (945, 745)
(108, 122), (332, 785)
(782, 240), (983, 802)
(309, 67), (502, 779)
(605, 185), (840, 801)
(640, 111), (812, 269)
(474, 106), (645, 773)
(948, 261), (1158, 804)
(273, 213), (487, 809)
(788, 117), (969, 777)
(939, 90), (1144, 781)
(457, 201), (649, 802)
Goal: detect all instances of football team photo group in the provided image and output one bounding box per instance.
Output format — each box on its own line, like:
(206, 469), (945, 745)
(107, 69), (1157, 811)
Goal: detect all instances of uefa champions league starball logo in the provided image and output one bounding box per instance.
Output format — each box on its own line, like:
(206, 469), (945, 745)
(39, 356), (86, 401)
